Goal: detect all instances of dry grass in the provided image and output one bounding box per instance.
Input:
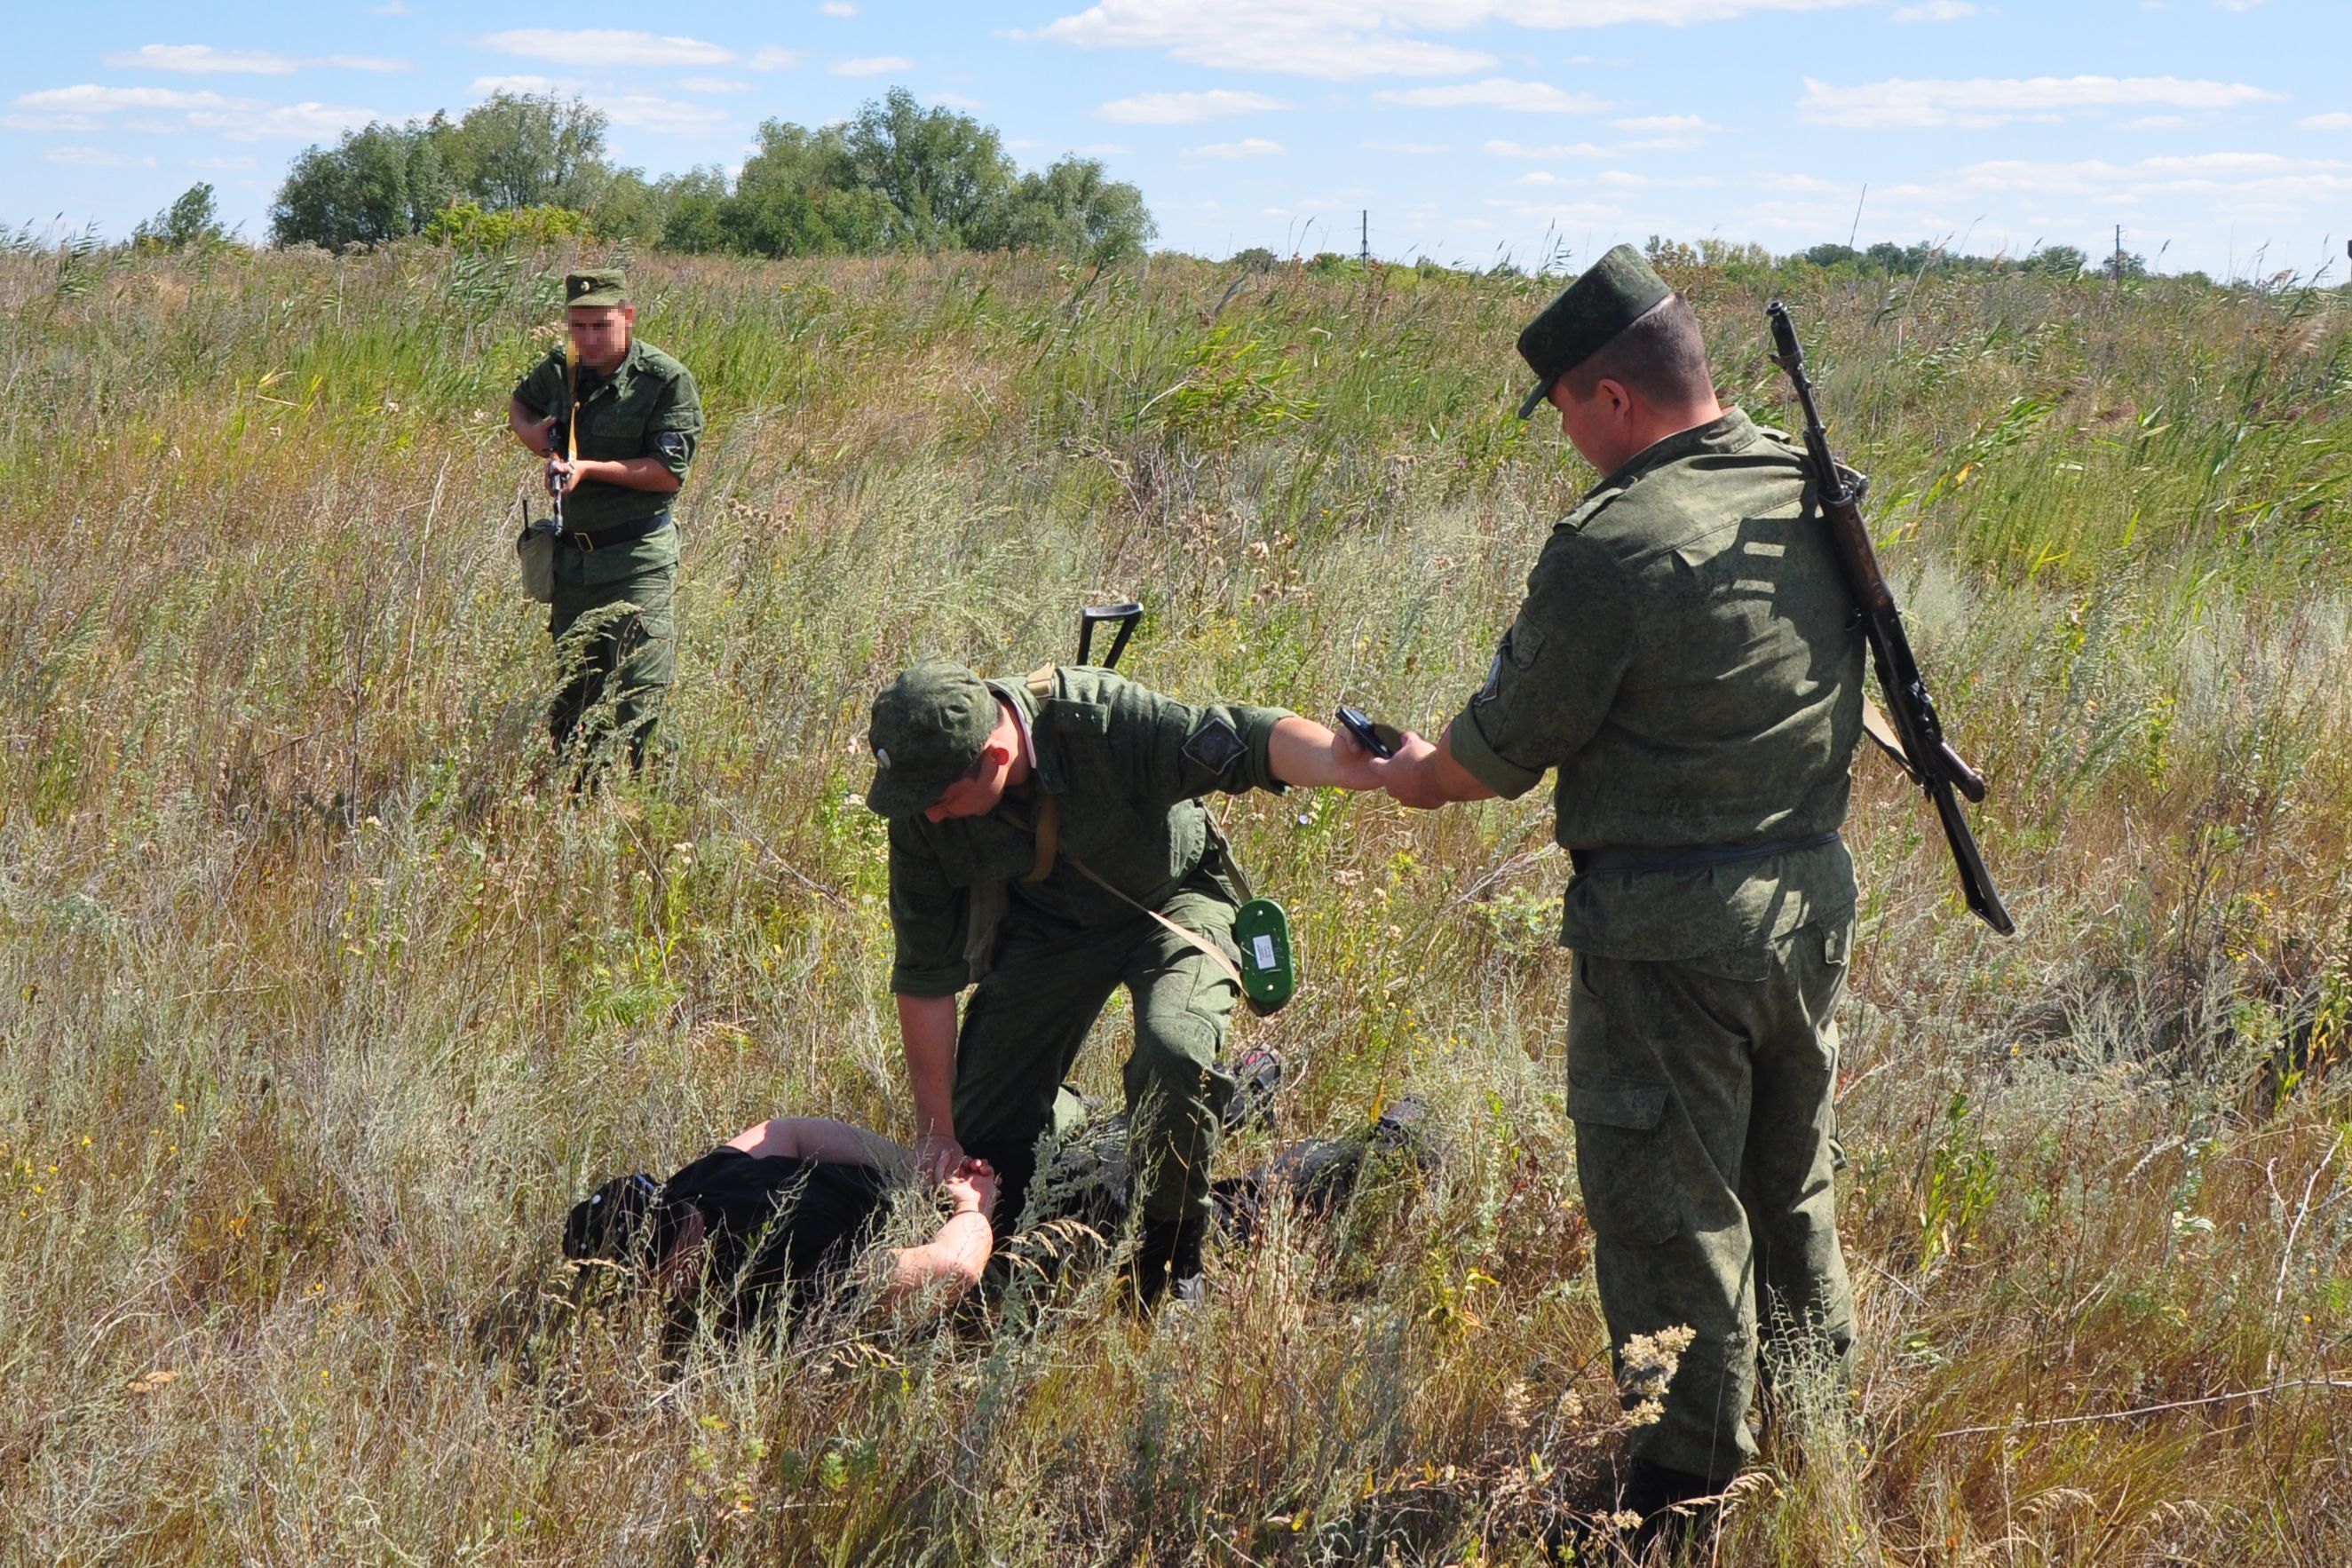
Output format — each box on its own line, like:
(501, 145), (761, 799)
(2, 241), (2349, 1564)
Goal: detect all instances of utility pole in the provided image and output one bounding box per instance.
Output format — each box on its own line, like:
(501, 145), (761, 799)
(1359, 210), (1370, 265)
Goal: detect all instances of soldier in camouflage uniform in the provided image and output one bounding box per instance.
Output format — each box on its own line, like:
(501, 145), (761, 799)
(864, 658), (1379, 1307)
(508, 268), (704, 771)
(1368, 246), (1865, 1524)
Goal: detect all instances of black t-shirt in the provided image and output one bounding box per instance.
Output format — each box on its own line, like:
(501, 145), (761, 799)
(660, 1147), (896, 1327)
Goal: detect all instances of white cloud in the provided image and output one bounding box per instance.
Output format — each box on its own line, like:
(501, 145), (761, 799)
(18, 85), (244, 112)
(931, 91), (986, 109)
(188, 154), (258, 169)
(11, 85), (389, 140)
(473, 75), (560, 94)
(2124, 115), (2189, 129)
(1378, 77), (1606, 113)
(2299, 111), (2352, 130)
(1485, 137), (1612, 157)
(1362, 139), (1449, 153)
(1097, 89), (1295, 123)
(478, 29), (735, 67)
(44, 145), (155, 167)
(1799, 74), (2280, 128)
(679, 76), (751, 93)
(372, 1), (411, 12)
(106, 44), (409, 75)
(598, 93), (730, 133)
(106, 45), (302, 74)
(749, 47), (803, 71)
(2211, 0), (2265, 9)
(831, 55), (913, 75)
(822, 1), (861, 12)
(1188, 137), (1286, 158)
(1612, 113), (1721, 133)
(191, 100), (387, 140)
(1892, 1), (1975, 19)
(1025, 1), (1868, 81)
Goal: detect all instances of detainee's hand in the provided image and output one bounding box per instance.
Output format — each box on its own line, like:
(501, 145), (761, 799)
(943, 1157), (998, 1219)
(914, 1132), (967, 1184)
(1366, 730), (1450, 809)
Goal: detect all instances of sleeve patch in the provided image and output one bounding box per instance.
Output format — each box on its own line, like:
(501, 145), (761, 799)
(655, 431), (691, 461)
(1474, 645), (1506, 708)
(1181, 715), (1247, 777)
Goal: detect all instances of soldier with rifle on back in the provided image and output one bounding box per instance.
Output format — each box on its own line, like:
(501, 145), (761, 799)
(1358, 244), (2008, 1548)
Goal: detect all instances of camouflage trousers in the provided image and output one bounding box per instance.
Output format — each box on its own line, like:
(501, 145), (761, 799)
(547, 533), (676, 772)
(1567, 916), (1857, 1481)
(953, 883), (1242, 1236)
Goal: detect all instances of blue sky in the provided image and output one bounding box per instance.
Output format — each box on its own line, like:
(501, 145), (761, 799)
(6, 1), (2347, 278)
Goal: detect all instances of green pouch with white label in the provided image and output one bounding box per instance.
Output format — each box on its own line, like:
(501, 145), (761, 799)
(1233, 898), (1295, 1015)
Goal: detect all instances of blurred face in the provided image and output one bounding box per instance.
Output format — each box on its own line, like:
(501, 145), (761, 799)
(922, 702), (1023, 822)
(566, 304), (635, 371)
(1549, 375), (1636, 473)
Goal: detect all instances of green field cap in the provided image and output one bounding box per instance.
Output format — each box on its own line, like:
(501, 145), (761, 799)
(1515, 243), (1673, 417)
(867, 658), (996, 818)
(565, 268), (629, 308)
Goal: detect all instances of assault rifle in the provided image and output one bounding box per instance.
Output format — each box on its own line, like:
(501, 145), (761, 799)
(1766, 301), (2015, 936)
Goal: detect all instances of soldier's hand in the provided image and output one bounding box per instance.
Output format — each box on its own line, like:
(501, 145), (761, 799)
(535, 416), (562, 457)
(915, 1133), (967, 1184)
(545, 457), (586, 495)
(1324, 725), (1389, 793)
(1367, 730), (1450, 809)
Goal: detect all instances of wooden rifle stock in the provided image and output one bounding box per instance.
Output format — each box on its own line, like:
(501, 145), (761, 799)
(1766, 300), (2015, 936)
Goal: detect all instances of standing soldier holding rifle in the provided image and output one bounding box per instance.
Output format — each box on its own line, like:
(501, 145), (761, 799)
(508, 269), (703, 773)
(1364, 244), (2008, 1543)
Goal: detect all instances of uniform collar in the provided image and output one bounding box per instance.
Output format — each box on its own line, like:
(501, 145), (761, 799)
(577, 337), (646, 397)
(987, 676), (1065, 796)
(1602, 408), (1758, 491)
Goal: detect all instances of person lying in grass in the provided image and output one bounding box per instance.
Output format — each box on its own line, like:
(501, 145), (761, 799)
(564, 1063), (1439, 1339)
(564, 1114), (1000, 1338)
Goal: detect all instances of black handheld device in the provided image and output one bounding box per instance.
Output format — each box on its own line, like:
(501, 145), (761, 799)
(1334, 706), (1400, 759)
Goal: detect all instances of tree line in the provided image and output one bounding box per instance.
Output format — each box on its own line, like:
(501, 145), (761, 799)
(263, 88), (1155, 265)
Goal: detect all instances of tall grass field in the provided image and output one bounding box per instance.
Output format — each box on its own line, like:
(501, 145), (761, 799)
(2, 239), (2349, 1564)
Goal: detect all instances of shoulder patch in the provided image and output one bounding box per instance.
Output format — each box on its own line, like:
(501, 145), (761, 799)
(654, 430), (690, 461)
(1182, 715), (1247, 778)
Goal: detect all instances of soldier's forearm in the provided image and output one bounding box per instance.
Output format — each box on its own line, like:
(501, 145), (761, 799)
(897, 993), (961, 1142)
(507, 397), (553, 455)
(568, 456), (683, 495)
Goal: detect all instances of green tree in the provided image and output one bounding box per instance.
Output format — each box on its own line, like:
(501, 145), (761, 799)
(270, 117), (453, 248)
(994, 156), (1156, 263)
(2029, 244), (2087, 278)
(133, 183), (230, 249)
(443, 92), (613, 211)
(840, 88), (1017, 249)
(715, 121), (893, 256)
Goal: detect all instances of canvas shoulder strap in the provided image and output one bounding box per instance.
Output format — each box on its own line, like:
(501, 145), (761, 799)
(1065, 855), (1246, 994)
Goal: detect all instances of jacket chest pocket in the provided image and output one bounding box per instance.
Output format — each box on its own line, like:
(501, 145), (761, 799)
(587, 396), (649, 449)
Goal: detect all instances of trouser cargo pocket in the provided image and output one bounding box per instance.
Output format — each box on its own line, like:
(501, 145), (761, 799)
(1568, 1075), (1683, 1245)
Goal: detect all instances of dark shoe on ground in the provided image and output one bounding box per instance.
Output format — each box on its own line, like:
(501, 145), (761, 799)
(1619, 1457), (1722, 1557)
(1122, 1216), (1207, 1313)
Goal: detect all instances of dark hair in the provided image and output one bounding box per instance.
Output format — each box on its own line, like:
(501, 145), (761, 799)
(1561, 292), (1715, 408)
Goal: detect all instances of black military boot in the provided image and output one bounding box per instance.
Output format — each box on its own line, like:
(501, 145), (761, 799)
(1619, 1456), (1721, 1556)
(1123, 1215), (1207, 1312)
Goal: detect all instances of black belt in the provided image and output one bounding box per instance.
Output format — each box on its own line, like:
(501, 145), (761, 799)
(565, 512), (671, 552)
(1571, 831), (1841, 876)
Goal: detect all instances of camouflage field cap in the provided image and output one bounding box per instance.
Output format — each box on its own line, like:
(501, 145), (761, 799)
(1515, 243), (1673, 417)
(565, 268), (629, 308)
(866, 658), (999, 819)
